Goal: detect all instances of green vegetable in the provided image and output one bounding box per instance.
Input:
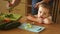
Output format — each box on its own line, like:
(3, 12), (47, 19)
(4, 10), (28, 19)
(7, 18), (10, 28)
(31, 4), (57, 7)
(0, 16), (4, 22)
(5, 14), (14, 18)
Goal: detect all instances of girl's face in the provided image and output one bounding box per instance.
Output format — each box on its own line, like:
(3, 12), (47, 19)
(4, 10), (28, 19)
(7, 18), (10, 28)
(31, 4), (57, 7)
(38, 5), (49, 18)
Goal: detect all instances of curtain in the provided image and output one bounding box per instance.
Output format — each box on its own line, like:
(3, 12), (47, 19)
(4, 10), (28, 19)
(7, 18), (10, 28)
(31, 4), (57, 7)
(52, 0), (59, 23)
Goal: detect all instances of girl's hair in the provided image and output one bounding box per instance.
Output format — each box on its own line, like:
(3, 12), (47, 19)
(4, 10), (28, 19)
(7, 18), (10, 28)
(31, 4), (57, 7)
(39, 4), (51, 10)
(39, 4), (51, 15)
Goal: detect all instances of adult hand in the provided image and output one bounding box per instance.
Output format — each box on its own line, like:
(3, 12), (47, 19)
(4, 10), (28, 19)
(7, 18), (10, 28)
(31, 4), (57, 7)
(34, 2), (41, 8)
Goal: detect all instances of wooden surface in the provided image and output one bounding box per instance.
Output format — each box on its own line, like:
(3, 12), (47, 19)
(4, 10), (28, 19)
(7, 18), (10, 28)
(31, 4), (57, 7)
(0, 17), (60, 34)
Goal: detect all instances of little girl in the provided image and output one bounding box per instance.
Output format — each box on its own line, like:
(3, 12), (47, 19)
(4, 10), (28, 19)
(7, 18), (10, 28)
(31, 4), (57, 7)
(27, 4), (52, 24)
(37, 4), (52, 24)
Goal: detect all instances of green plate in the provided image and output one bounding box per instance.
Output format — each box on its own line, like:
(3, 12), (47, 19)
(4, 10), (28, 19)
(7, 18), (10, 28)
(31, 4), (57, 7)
(1, 14), (22, 21)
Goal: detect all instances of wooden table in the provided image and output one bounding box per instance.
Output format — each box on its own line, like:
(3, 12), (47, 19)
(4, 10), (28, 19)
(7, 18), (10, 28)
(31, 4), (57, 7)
(0, 16), (60, 34)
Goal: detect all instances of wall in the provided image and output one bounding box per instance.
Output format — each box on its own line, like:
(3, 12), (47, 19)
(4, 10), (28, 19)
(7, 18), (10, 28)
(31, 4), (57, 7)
(0, 0), (27, 16)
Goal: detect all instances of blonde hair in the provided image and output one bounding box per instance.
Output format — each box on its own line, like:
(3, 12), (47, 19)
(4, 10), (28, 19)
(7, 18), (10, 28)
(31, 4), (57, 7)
(39, 4), (50, 10)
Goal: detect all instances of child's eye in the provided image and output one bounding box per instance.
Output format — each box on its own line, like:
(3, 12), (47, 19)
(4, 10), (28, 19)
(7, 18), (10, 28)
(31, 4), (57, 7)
(40, 11), (42, 13)
(44, 13), (46, 15)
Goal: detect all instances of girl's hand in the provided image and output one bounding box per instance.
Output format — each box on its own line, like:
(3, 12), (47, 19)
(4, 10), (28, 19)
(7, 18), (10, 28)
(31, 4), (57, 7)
(37, 17), (43, 24)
